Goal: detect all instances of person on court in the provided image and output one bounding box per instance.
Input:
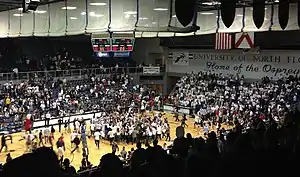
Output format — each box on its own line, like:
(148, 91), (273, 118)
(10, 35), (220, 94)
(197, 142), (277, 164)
(203, 123), (209, 137)
(194, 113), (201, 128)
(181, 115), (188, 128)
(24, 117), (32, 133)
(25, 132), (35, 152)
(94, 130), (101, 149)
(6, 153), (12, 163)
(165, 125), (171, 141)
(71, 135), (80, 154)
(174, 112), (179, 122)
(0, 134), (8, 153)
(70, 130), (78, 148)
(0, 133), (12, 153)
(111, 141), (119, 155)
(38, 130), (44, 147)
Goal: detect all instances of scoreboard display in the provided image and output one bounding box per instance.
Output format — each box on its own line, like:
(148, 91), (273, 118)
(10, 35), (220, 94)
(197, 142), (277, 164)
(91, 38), (111, 52)
(111, 38), (134, 52)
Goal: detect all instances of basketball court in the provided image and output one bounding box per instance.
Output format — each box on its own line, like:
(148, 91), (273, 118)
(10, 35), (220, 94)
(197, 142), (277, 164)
(0, 113), (219, 169)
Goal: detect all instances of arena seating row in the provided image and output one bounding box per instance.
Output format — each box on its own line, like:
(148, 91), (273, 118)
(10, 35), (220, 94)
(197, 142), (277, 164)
(0, 38), (138, 74)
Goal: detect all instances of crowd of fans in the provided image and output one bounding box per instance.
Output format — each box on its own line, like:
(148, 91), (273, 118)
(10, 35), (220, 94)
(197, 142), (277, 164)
(169, 72), (300, 127)
(0, 73), (162, 133)
(2, 108), (300, 177)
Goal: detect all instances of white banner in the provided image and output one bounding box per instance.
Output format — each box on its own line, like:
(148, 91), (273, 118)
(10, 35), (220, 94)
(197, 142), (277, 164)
(143, 67), (160, 74)
(168, 50), (300, 80)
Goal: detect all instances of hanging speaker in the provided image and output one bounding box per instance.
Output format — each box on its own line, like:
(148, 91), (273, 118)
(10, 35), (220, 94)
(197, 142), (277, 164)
(278, 0), (289, 30)
(253, 0), (265, 29)
(175, 0), (197, 27)
(220, 0), (237, 28)
(298, 1), (300, 28)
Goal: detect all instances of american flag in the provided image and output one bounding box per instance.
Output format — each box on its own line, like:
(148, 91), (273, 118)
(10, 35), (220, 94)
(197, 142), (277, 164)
(215, 33), (232, 50)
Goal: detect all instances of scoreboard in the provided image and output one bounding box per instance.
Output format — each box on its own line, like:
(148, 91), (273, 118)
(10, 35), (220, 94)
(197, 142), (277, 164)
(111, 38), (134, 52)
(91, 37), (135, 54)
(91, 38), (111, 52)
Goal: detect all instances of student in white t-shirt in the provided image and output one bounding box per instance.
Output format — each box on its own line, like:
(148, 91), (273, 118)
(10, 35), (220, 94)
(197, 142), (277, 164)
(156, 125), (162, 140)
(57, 146), (64, 165)
(108, 130), (115, 145)
(75, 120), (80, 131)
(70, 131), (77, 148)
(25, 133), (35, 152)
(94, 130), (101, 149)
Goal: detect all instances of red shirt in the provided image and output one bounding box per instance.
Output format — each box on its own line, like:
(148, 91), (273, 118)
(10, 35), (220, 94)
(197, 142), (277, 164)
(259, 114), (265, 120)
(215, 110), (219, 116)
(24, 119), (32, 131)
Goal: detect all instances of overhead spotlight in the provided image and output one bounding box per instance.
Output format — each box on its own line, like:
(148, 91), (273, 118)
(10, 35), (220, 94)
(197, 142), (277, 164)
(22, 0), (40, 13)
(298, 1), (300, 28)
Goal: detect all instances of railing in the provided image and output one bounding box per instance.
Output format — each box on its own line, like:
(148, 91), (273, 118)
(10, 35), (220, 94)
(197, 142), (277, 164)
(0, 66), (166, 81)
(164, 100), (300, 116)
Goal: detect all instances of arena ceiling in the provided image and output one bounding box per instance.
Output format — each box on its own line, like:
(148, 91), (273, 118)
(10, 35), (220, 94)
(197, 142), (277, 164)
(0, 0), (290, 12)
(0, 0), (63, 12)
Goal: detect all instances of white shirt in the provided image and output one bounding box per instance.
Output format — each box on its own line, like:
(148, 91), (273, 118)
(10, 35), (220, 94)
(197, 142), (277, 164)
(46, 113), (51, 119)
(157, 126), (162, 134)
(108, 131), (115, 138)
(71, 133), (77, 141)
(75, 121), (80, 128)
(57, 147), (64, 158)
(94, 131), (101, 140)
(90, 124), (95, 131)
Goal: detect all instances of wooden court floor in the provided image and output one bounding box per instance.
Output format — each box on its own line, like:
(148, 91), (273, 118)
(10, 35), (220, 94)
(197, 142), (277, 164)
(0, 113), (221, 169)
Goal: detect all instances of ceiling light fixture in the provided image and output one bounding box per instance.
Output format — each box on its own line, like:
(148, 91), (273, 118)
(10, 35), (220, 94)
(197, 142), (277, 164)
(13, 13), (23, 16)
(139, 17), (148, 20)
(34, 10), (47, 14)
(153, 8), (168, 11)
(94, 14), (104, 17)
(236, 14), (243, 17)
(200, 12), (214, 15)
(251, 7), (267, 10)
(61, 6), (77, 10)
(89, 2), (107, 6)
(89, 12), (104, 17)
(124, 11), (137, 15)
(172, 15), (176, 18)
(70, 17), (78, 20)
(81, 12), (86, 15)
(202, 1), (220, 5)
